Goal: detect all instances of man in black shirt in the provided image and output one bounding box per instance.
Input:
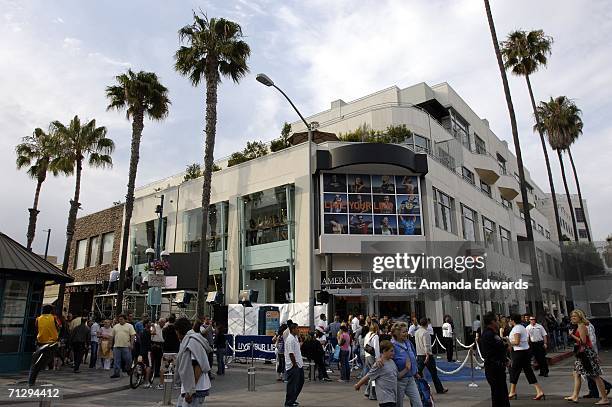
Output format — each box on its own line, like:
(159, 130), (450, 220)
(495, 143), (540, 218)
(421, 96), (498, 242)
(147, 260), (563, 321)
(70, 315), (90, 373)
(480, 311), (510, 407)
(158, 315), (179, 390)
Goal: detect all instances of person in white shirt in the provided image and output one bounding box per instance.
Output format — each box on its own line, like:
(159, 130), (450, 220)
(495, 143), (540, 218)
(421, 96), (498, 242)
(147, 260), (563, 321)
(108, 269), (119, 293)
(351, 315), (361, 333)
(526, 316), (549, 377)
(89, 318), (100, 368)
(472, 315), (481, 335)
(508, 314), (545, 400)
(415, 317), (447, 394)
(441, 315), (454, 362)
(363, 321), (380, 399)
(318, 314), (328, 333)
(284, 322), (304, 407)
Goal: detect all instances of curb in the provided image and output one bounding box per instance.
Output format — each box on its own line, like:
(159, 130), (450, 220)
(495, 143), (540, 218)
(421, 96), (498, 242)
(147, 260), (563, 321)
(0, 384), (131, 405)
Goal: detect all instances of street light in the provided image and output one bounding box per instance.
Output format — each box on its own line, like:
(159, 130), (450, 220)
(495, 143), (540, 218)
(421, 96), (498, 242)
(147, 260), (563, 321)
(256, 73), (316, 329)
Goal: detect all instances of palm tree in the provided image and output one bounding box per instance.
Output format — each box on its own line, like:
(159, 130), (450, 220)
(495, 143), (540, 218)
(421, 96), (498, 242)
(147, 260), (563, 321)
(501, 30), (564, 243)
(52, 116), (114, 313)
(484, 0), (544, 317)
(106, 69), (170, 314)
(535, 96), (580, 241)
(175, 12), (250, 316)
(16, 128), (68, 250)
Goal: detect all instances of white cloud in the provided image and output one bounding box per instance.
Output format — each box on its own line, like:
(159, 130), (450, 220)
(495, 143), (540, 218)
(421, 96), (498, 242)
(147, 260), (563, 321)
(62, 37), (82, 52)
(53, 17), (64, 24)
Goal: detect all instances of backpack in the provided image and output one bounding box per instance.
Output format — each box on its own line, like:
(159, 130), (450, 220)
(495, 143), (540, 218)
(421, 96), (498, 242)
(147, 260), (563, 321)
(416, 377), (434, 407)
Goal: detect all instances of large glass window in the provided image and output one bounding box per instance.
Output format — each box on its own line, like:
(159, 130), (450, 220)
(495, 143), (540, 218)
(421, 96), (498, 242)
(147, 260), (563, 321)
(183, 202), (229, 252)
(75, 239), (87, 270)
(461, 204), (477, 241)
(88, 235), (100, 267)
(101, 232), (114, 265)
(499, 226), (511, 257)
(575, 208), (586, 223)
(244, 187), (288, 246)
(482, 216), (496, 251)
(322, 174), (422, 236)
(433, 187), (455, 233)
(0, 280), (29, 353)
(131, 217), (167, 266)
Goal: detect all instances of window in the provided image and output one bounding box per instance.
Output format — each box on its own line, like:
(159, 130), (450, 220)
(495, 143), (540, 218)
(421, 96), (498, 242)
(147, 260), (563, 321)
(545, 230), (550, 239)
(75, 239), (87, 270)
(575, 208), (586, 223)
(101, 232), (114, 265)
(131, 217), (167, 266)
(183, 202), (230, 251)
(579, 229), (588, 239)
(482, 216), (496, 251)
(462, 167), (475, 184)
(433, 187), (455, 233)
(496, 154), (507, 175)
(480, 181), (491, 198)
(499, 226), (511, 256)
(0, 280), (30, 353)
(502, 198), (513, 209)
(475, 135), (486, 155)
(414, 135), (430, 153)
(461, 204), (477, 241)
(88, 236), (100, 267)
(536, 248), (546, 274)
(537, 224), (544, 235)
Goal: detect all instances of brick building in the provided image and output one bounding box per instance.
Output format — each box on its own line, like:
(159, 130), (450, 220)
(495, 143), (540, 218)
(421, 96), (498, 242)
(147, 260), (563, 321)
(65, 203), (123, 314)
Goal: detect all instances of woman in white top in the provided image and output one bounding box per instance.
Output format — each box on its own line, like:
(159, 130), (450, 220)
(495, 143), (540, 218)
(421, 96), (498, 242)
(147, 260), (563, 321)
(362, 321), (380, 399)
(508, 314), (545, 401)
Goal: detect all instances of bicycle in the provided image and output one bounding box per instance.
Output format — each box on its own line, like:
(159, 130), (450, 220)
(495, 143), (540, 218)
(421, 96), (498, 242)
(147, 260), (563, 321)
(28, 342), (59, 386)
(129, 355), (148, 389)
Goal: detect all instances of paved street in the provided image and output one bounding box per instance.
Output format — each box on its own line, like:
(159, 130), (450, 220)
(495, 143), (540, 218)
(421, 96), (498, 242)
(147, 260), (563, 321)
(3, 349), (612, 406)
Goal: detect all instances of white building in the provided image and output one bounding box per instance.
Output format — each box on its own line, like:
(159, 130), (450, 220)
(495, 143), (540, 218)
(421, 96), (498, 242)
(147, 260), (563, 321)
(123, 82), (569, 333)
(541, 193), (592, 242)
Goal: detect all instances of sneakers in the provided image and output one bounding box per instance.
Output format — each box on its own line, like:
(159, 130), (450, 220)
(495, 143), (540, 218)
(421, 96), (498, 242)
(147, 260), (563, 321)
(156, 384), (164, 390)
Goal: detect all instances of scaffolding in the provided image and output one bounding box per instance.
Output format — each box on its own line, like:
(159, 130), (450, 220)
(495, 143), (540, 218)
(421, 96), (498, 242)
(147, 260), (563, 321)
(92, 289), (199, 320)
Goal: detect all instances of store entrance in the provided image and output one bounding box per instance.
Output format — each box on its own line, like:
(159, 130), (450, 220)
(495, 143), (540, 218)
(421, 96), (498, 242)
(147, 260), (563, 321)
(378, 299), (425, 320)
(333, 296), (367, 320)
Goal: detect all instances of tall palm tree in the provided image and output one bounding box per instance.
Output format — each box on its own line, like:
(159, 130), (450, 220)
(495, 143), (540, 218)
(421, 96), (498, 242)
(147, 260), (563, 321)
(535, 96), (580, 241)
(564, 103), (591, 241)
(175, 12), (250, 316)
(501, 30), (564, 243)
(52, 116), (114, 313)
(106, 69), (170, 314)
(484, 0), (544, 317)
(16, 128), (68, 250)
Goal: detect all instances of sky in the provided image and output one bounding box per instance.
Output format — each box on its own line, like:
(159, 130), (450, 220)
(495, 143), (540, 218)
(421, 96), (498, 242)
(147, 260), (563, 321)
(1, 0), (611, 261)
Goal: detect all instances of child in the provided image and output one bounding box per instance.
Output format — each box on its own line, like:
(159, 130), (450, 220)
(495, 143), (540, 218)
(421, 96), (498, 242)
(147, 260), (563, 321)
(354, 340), (398, 407)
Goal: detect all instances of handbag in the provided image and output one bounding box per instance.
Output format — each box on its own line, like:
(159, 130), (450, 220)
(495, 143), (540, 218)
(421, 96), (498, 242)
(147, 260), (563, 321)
(364, 334), (377, 356)
(333, 344), (341, 360)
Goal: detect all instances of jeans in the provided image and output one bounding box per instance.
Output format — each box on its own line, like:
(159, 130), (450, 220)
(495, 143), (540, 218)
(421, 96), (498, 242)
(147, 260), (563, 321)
(89, 341), (98, 368)
(113, 347), (132, 377)
(339, 349), (350, 380)
(216, 348), (225, 375)
(416, 355), (445, 393)
(397, 375), (423, 407)
(176, 390), (207, 407)
(364, 355), (376, 399)
(285, 366), (304, 406)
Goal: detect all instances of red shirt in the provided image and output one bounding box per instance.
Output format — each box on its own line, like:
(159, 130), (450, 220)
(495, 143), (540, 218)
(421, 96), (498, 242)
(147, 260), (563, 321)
(339, 332), (351, 351)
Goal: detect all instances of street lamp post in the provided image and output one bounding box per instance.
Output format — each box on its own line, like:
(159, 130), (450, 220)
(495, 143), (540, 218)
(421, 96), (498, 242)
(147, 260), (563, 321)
(256, 73), (316, 329)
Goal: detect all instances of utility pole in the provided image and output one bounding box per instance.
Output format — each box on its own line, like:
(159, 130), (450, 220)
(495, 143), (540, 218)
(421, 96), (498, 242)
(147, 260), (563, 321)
(43, 229), (51, 260)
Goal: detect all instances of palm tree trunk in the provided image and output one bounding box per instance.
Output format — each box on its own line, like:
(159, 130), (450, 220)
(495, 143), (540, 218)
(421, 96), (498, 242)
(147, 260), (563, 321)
(557, 150), (579, 241)
(26, 171), (47, 250)
(484, 0), (543, 318)
(58, 158), (83, 315)
(117, 109), (145, 315)
(567, 147), (591, 242)
(526, 75), (563, 243)
(197, 65), (219, 317)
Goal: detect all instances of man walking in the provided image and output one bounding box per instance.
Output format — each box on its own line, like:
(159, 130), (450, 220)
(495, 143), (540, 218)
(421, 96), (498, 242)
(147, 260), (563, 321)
(89, 317), (100, 368)
(70, 314), (90, 373)
(327, 316), (341, 349)
(285, 322), (304, 407)
(441, 315), (454, 362)
(174, 317), (211, 407)
(480, 312), (510, 407)
(415, 317), (447, 394)
(110, 314), (136, 378)
(526, 315), (549, 377)
(28, 305), (60, 385)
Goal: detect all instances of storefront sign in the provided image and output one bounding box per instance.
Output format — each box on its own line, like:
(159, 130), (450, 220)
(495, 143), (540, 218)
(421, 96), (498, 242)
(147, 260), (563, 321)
(232, 335), (276, 360)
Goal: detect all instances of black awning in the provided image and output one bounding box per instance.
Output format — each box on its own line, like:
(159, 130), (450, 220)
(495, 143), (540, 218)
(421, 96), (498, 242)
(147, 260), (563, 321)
(0, 232), (73, 283)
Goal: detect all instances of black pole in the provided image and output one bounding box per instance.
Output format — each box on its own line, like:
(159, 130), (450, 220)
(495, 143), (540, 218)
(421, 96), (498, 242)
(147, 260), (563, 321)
(44, 229), (51, 260)
(156, 195), (165, 259)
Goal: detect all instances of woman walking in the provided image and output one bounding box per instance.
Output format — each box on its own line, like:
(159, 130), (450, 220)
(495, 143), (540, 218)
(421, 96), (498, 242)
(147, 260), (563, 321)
(98, 319), (113, 370)
(507, 314), (545, 400)
(363, 321), (380, 399)
(564, 309), (610, 405)
(338, 325), (351, 382)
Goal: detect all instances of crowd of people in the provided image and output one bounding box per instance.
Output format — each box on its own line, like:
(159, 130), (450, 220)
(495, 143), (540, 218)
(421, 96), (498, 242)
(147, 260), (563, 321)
(30, 305), (227, 407)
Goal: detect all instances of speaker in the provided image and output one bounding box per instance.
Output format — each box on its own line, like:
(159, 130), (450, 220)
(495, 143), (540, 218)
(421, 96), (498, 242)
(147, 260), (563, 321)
(239, 289), (258, 306)
(316, 290), (330, 304)
(174, 292), (192, 308)
(206, 291), (224, 304)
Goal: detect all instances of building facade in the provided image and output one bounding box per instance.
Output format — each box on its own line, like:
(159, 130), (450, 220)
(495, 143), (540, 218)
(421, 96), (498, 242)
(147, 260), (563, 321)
(121, 82), (570, 332)
(542, 193), (592, 242)
(65, 203), (123, 314)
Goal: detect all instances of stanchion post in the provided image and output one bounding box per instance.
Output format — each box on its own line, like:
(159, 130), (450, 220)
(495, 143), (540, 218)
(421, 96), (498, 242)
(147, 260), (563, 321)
(247, 341), (256, 391)
(467, 347), (478, 388)
(163, 372), (174, 404)
(454, 333), (458, 362)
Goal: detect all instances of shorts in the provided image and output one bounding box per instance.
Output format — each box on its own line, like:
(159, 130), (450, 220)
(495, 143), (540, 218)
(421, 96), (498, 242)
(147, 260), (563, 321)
(161, 353), (177, 373)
